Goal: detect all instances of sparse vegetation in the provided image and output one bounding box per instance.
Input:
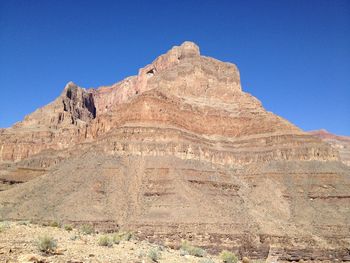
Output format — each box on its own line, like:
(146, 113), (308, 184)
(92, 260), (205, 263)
(123, 231), (133, 241)
(80, 224), (94, 235)
(49, 221), (60, 228)
(219, 250), (238, 263)
(0, 221), (272, 262)
(64, 224), (73, 231)
(148, 248), (160, 262)
(37, 235), (57, 254)
(112, 231), (133, 244)
(180, 240), (206, 257)
(98, 235), (113, 247)
(191, 246), (206, 257)
(70, 234), (78, 241)
(0, 221), (9, 232)
(112, 233), (123, 244)
(18, 220), (30, 226)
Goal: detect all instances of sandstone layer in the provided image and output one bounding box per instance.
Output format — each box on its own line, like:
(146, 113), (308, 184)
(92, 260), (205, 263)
(309, 129), (350, 166)
(0, 42), (349, 261)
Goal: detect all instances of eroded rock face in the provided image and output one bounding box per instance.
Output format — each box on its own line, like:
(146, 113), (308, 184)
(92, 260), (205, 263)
(62, 82), (96, 122)
(0, 42), (349, 261)
(309, 129), (350, 166)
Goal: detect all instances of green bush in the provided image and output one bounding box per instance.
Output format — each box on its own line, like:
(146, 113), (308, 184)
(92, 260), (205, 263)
(80, 224), (94, 235)
(180, 240), (206, 257)
(37, 235), (57, 254)
(98, 235), (113, 247)
(148, 248), (160, 262)
(220, 250), (238, 263)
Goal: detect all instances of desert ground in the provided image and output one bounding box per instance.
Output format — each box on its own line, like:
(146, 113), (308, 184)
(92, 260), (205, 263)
(1, 221), (342, 263)
(0, 220), (250, 263)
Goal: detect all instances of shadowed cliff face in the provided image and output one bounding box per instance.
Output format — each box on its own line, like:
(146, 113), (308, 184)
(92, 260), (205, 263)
(62, 82), (96, 123)
(0, 42), (349, 261)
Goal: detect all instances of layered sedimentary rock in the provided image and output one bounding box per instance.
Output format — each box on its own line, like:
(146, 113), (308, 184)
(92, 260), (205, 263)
(309, 129), (350, 166)
(0, 42), (349, 261)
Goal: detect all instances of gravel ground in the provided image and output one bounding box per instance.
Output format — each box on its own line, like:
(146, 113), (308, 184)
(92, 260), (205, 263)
(0, 221), (221, 263)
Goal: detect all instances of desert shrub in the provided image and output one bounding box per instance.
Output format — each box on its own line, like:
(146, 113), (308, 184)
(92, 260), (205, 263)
(220, 250), (238, 263)
(180, 240), (206, 257)
(70, 234), (78, 241)
(0, 221), (9, 232)
(18, 220), (30, 226)
(117, 231), (133, 241)
(157, 245), (165, 251)
(98, 235), (113, 247)
(64, 224), (73, 231)
(200, 258), (215, 263)
(123, 231), (133, 241)
(180, 249), (188, 256)
(137, 249), (146, 259)
(112, 233), (122, 244)
(180, 240), (190, 250)
(37, 235), (57, 254)
(191, 246), (206, 257)
(112, 231), (133, 244)
(80, 224), (94, 235)
(148, 248), (160, 262)
(49, 221), (60, 228)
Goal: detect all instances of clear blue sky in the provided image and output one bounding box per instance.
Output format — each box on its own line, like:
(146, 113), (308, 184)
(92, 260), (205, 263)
(0, 0), (349, 135)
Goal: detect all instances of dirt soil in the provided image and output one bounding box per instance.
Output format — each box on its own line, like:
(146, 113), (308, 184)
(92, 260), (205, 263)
(0, 221), (223, 263)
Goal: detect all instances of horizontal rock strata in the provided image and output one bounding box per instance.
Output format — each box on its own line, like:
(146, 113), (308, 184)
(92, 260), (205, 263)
(0, 41), (349, 261)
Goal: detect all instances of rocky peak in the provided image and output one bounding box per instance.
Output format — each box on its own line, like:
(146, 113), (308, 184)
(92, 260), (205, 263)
(90, 41), (242, 114)
(135, 41), (242, 100)
(63, 81), (77, 90)
(166, 41), (200, 59)
(138, 41), (200, 79)
(61, 81), (96, 122)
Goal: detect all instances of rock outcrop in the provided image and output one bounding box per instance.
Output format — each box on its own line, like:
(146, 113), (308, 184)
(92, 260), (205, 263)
(309, 129), (350, 166)
(0, 42), (349, 262)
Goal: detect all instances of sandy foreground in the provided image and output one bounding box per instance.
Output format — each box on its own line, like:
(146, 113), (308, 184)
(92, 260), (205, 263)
(0, 221), (227, 263)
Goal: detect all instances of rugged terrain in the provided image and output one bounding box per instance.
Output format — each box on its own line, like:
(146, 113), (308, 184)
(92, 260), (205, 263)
(0, 42), (349, 262)
(0, 221), (222, 263)
(309, 129), (350, 166)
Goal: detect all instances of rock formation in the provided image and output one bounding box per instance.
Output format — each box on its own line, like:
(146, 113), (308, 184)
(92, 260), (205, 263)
(0, 42), (349, 261)
(309, 129), (350, 166)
